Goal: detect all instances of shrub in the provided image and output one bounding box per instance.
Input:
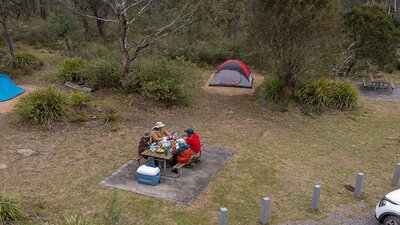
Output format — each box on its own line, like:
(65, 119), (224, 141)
(329, 82), (360, 110)
(78, 43), (115, 60)
(169, 39), (235, 66)
(58, 58), (87, 83)
(69, 92), (89, 106)
(15, 86), (70, 124)
(129, 57), (199, 106)
(295, 79), (360, 113)
(15, 51), (43, 69)
(84, 60), (122, 89)
(0, 191), (25, 223)
(264, 76), (286, 100)
(53, 214), (98, 225)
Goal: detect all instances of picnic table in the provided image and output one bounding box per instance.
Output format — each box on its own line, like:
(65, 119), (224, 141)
(140, 140), (175, 174)
(362, 74), (395, 93)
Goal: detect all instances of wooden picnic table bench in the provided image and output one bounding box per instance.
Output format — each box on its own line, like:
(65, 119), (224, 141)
(172, 144), (204, 176)
(363, 74), (395, 93)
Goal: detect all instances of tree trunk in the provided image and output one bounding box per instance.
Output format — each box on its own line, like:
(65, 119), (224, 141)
(39, 0), (47, 20)
(82, 18), (90, 39)
(96, 19), (107, 42)
(226, 15), (241, 40)
(118, 12), (130, 89)
(1, 20), (16, 68)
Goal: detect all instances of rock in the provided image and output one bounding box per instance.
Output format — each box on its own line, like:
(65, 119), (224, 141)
(0, 164), (7, 169)
(17, 149), (37, 157)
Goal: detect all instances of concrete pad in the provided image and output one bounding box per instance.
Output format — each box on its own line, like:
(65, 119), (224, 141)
(100, 146), (234, 205)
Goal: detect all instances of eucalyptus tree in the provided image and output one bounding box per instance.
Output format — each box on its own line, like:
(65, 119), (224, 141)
(61, 0), (202, 88)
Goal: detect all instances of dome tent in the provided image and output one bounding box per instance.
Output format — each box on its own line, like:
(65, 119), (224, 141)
(209, 60), (253, 88)
(0, 74), (24, 102)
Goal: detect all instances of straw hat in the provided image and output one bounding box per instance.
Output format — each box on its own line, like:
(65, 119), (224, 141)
(153, 121), (165, 129)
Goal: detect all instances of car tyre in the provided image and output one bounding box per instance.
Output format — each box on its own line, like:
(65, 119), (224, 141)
(384, 216), (400, 225)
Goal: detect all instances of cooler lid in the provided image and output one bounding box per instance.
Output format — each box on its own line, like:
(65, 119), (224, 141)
(136, 165), (160, 176)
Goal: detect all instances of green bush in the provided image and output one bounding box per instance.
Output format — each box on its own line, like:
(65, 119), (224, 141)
(53, 214), (98, 225)
(129, 57), (199, 106)
(69, 91), (89, 106)
(295, 79), (360, 113)
(265, 76), (286, 100)
(15, 51), (43, 69)
(15, 86), (70, 124)
(78, 43), (115, 60)
(84, 60), (122, 89)
(0, 191), (25, 223)
(167, 39), (236, 66)
(58, 58), (87, 83)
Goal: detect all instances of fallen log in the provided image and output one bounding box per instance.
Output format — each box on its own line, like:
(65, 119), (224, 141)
(65, 82), (94, 92)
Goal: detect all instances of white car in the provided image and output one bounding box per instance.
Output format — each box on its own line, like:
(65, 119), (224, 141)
(375, 189), (400, 224)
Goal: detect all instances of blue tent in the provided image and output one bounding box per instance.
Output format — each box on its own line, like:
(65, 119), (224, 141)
(0, 74), (25, 102)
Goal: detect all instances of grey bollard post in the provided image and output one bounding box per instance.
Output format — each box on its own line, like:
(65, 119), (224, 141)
(220, 208), (228, 225)
(311, 185), (321, 212)
(354, 172), (364, 197)
(392, 163), (400, 186)
(261, 197), (270, 225)
(260, 87), (266, 108)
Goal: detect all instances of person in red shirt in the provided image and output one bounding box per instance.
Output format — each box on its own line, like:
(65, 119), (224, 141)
(184, 128), (201, 158)
(170, 138), (192, 174)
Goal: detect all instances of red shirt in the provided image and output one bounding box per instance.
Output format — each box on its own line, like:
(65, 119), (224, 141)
(186, 133), (201, 153)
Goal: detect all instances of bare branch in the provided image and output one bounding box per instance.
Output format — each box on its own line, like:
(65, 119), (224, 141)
(100, 0), (117, 14)
(57, 0), (117, 23)
(121, 0), (147, 16)
(128, 0), (152, 24)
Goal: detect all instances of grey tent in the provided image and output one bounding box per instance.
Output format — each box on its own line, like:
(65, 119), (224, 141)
(209, 60), (253, 88)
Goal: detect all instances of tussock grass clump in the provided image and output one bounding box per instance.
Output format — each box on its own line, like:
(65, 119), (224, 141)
(102, 112), (118, 124)
(69, 91), (89, 106)
(53, 214), (98, 225)
(15, 86), (70, 124)
(0, 191), (25, 223)
(295, 79), (360, 113)
(15, 51), (43, 69)
(264, 76), (286, 100)
(58, 58), (87, 83)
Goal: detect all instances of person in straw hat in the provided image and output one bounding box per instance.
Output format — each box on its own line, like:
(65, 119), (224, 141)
(151, 121), (171, 143)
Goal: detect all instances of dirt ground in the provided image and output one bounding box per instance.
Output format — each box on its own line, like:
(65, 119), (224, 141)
(0, 85), (36, 114)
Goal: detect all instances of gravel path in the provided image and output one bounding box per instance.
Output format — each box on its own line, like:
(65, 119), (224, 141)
(280, 203), (379, 225)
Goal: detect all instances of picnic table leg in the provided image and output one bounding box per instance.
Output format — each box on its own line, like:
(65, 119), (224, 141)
(164, 160), (167, 174)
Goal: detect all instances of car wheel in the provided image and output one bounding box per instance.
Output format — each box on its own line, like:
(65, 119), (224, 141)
(384, 216), (400, 225)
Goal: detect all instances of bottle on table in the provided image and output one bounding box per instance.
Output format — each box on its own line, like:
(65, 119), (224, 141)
(150, 143), (155, 152)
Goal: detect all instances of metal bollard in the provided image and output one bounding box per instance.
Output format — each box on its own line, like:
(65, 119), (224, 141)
(392, 163), (400, 186)
(354, 172), (364, 197)
(311, 185), (321, 211)
(260, 87), (266, 108)
(261, 197), (270, 225)
(220, 208), (228, 225)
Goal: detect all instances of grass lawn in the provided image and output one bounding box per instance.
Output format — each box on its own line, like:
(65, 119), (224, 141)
(1, 51), (400, 224)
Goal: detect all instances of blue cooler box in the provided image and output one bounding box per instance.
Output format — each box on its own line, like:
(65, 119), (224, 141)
(136, 165), (160, 186)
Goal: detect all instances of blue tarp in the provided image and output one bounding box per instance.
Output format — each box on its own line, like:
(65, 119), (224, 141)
(0, 74), (25, 102)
